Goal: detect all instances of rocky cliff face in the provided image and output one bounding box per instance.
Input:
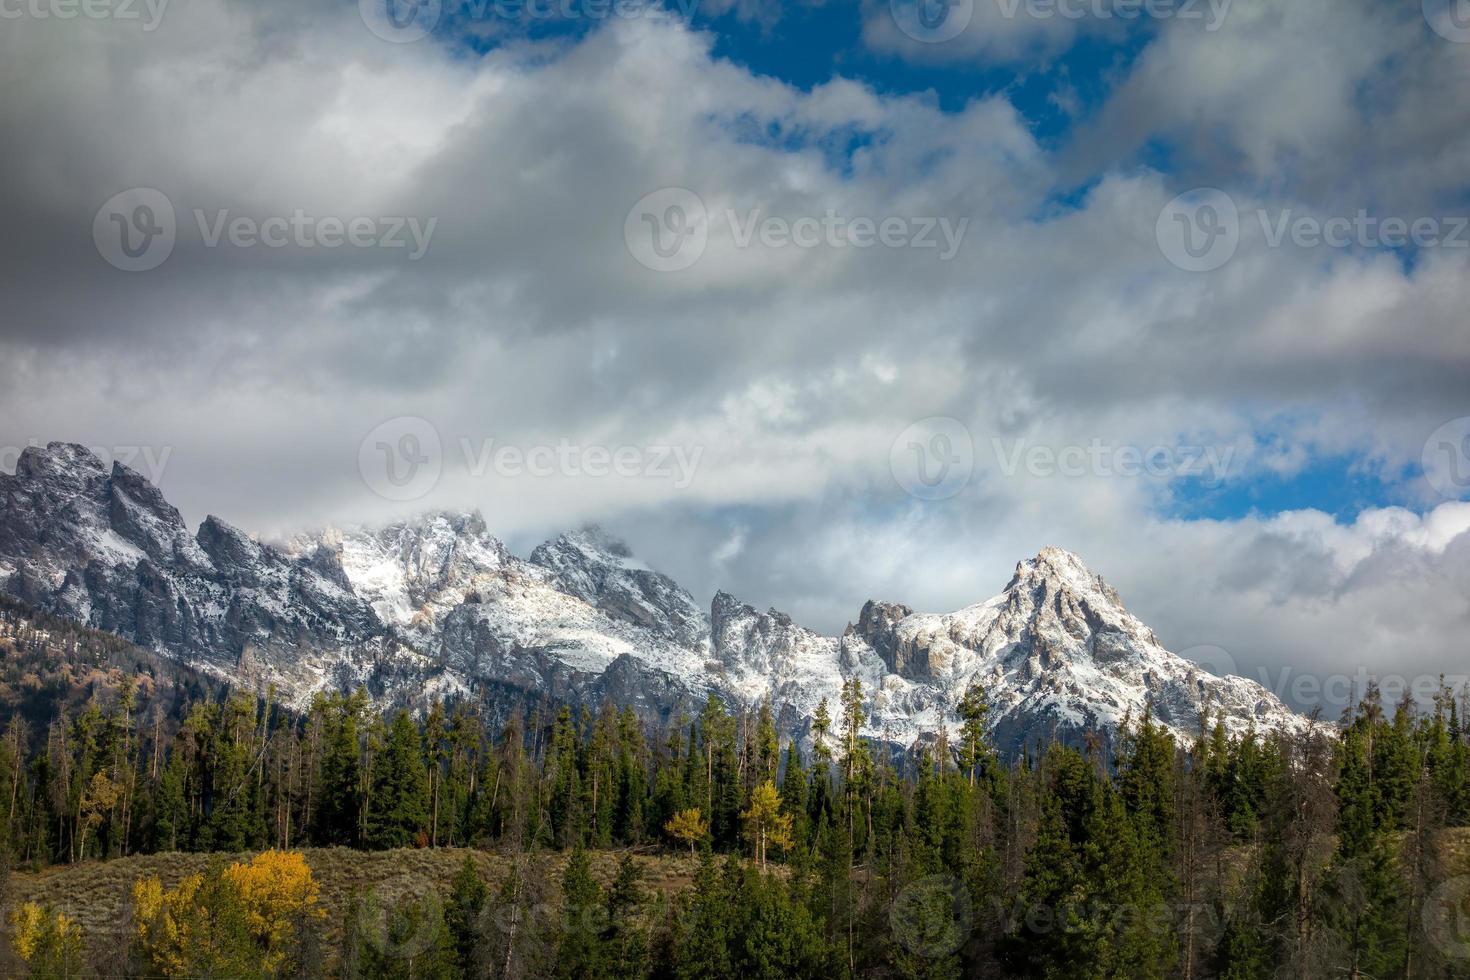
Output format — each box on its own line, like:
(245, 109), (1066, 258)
(0, 443), (395, 696)
(0, 442), (1314, 756)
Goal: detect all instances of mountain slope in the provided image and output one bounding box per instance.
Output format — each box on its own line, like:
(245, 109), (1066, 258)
(0, 442), (1312, 754)
(0, 443), (418, 698)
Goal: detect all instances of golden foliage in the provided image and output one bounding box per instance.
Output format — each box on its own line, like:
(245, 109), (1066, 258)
(9, 901), (83, 970)
(131, 850), (322, 977)
(664, 807), (709, 852)
(131, 873), (205, 977)
(740, 781), (794, 868)
(223, 849), (325, 972)
(9, 902), (46, 963)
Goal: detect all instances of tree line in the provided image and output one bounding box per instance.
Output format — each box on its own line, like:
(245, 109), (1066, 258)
(1, 609), (1470, 976)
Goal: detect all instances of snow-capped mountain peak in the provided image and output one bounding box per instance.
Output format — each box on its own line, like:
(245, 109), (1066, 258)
(0, 443), (1314, 756)
(1009, 545), (1123, 602)
(530, 525), (708, 648)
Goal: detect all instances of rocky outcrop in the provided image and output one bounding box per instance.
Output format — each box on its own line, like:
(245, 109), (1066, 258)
(0, 442), (1314, 757)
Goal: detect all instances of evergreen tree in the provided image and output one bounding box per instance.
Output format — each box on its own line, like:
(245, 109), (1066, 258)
(603, 855), (650, 980)
(1324, 709), (1408, 978)
(1006, 745), (1174, 979)
(445, 854), (489, 977)
(366, 710), (430, 849)
(556, 847), (604, 979)
(956, 682), (993, 789)
(673, 849), (734, 980)
(315, 693), (364, 847)
(779, 740), (810, 854)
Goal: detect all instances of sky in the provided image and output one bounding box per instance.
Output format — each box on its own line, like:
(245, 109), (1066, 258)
(1, 0), (1468, 715)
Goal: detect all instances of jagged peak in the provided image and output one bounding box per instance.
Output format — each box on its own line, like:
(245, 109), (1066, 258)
(388, 509), (496, 546)
(108, 458), (174, 508)
(196, 514), (256, 545)
(13, 442), (108, 480)
(531, 525), (663, 582)
(546, 523), (635, 560)
(1007, 546), (1119, 600)
(853, 598), (913, 637)
(711, 590), (753, 620)
(711, 590), (797, 631)
(300, 510), (498, 551)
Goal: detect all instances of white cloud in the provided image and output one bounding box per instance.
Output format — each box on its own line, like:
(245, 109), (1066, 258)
(0, 2), (1467, 706)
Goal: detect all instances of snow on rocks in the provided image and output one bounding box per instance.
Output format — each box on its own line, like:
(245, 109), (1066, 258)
(0, 444), (1313, 753)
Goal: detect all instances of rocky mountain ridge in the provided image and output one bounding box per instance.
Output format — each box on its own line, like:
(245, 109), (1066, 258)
(0, 442), (1314, 754)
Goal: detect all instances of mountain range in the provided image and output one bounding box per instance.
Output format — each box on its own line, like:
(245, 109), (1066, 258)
(0, 442), (1313, 755)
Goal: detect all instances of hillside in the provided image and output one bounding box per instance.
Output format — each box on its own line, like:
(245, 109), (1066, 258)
(0, 593), (233, 753)
(3, 847), (702, 970)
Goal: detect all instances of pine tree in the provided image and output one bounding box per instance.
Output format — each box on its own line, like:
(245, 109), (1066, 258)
(779, 740), (810, 854)
(314, 694), (364, 847)
(366, 710), (430, 849)
(673, 849), (734, 980)
(753, 699), (779, 791)
(604, 855), (650, 980)
(1325, 709), (1408, 978)
(445, 854), (489, 977)
(1006, 744), (1174, 979)
(556, 847), (604, 979)
(956, 683), (993, 789)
